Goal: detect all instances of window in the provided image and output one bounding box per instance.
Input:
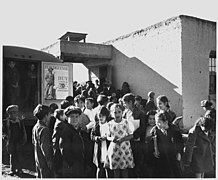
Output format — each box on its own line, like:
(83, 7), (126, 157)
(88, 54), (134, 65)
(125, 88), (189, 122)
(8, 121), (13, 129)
(209, 50), (216, 95)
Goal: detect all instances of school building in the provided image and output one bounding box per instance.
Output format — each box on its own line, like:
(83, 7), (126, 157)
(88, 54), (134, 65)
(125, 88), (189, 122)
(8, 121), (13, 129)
(3, 15), (216, 130)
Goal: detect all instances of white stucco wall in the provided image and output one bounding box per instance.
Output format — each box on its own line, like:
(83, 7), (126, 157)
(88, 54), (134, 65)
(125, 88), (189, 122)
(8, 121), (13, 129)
(181, 16), (216, 129)
(104, 16), (183, 95)
(111, 48), (182, 117)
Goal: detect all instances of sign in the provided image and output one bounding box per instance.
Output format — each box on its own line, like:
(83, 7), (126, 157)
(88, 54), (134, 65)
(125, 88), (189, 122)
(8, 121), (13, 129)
(42, 62), (71, 100)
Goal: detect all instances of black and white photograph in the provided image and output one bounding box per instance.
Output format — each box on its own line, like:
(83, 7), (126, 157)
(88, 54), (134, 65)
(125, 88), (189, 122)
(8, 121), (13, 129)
(1, 0), (217, 178)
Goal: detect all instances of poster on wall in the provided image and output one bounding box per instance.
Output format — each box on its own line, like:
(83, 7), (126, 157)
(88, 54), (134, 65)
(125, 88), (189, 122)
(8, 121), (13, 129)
(42, 62), (70, 100)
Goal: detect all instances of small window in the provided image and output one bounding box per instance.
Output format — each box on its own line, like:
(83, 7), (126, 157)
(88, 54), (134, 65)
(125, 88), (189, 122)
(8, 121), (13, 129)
(209, 50), (216, 95)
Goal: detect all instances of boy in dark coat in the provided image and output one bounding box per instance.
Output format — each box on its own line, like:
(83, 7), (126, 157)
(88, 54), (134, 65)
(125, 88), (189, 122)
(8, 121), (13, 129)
(59, 106), (85, 178)
(32, 104), (53, 178)
(3, 105), (27, 175)
(183, 117), (215, 178)
(150, 111), (183, 178)
(52, 109), (66, 177)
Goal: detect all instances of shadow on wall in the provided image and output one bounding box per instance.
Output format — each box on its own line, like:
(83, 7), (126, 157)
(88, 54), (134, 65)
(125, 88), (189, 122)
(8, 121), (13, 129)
(112, 48), (182, 116)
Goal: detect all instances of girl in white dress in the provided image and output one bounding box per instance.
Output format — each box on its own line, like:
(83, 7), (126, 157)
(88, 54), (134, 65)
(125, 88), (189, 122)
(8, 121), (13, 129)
(106, 103), (135, 178)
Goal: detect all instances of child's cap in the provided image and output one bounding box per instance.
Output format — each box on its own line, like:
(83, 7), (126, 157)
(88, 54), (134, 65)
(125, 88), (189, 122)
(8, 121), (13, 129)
(6, 105), (19, 114)
(64, 105), (82, 117)
(54, 109), (64, 119)
(201, 100), (212, 107)
(33, 104), (50, 120)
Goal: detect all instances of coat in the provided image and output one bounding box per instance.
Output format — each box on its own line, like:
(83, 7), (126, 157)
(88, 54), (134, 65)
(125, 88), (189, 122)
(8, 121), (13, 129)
(91, 122), (110, 167)
(59, 123), (85, 177)
(150, 125), (183, 177)
(52, 119), (67, 172)
(2, 117), (27, 154)
(32, 120), (53, 177)
(183, 125), (215, 173)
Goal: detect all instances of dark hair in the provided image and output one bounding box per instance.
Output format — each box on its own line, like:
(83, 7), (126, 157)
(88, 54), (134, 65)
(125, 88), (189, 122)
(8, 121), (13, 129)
(122, 93), (135, 103)
(74, 94), (85, 103)
(61, 100), (71, 109)
(97, 95), (108, 105)
(147, 110), (157, 117)
(66, 96), (74, 104)
(135, 95), (142, 102)
(85, 97), (94, 104)
(157, 95), (170, 109)
(54, 109), (64, 120)
(155, 111), (167, 122)
(33, 104), (50, 120)
(107, 102), (114, 111)
(197, 117), (214, 131)
(110, 103), (124, 112)
(49, 103), (58, 113)
(98, 106), (110, 121)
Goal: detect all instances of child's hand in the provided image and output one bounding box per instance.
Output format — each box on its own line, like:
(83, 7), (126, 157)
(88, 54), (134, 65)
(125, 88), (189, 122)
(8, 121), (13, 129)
(176, 153), (181, 161)
(112, 137), (119, 143)
(153, 149), (160, 158)
(100, 136), (107, 141)
(116, 138), (124, 145)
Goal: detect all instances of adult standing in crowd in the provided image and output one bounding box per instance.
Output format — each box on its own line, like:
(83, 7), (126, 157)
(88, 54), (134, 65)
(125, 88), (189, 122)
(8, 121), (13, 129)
(201, 100), (216, 131)
(144, 91), (157, 114)
(5, 60), (20, 105)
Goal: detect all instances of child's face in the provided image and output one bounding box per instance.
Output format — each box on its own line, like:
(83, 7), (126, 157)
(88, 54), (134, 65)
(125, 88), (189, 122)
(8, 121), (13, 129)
(113, 107), (123, 121)
(75, 100), (85, 109)
(148, 115), (155, 126)
(157, 100), (167, 111)
(134, 100), (141, 107)
(45, 112), (52, 126)
(123, 100), (132, 110)
(155, 117), (169, 130)
(59, 114), (65, 121)
(9, 111), (18, 120)
(68, 113), (80, 127)
(85, 100), (93, 110)
(98, 114), (107, 124)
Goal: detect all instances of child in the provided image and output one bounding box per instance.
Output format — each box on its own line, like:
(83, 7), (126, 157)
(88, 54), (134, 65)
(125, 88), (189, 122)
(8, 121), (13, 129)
(52, 109), (66, 177)
(156, 95), (176, 125)
(3, 105), (27, 176)
(91, 106), (110, 178)
(141, 110), (156, 177)
(59, 106), (85, 177)
(74, 95), (95, 177)
(84, 97), (96, 131)
(150, 111), (183, 177)
(32, 104), (53, 178)
(144, 91), (157, 114)
(183, 117), (215, 178)
(106, 103), (135, 178)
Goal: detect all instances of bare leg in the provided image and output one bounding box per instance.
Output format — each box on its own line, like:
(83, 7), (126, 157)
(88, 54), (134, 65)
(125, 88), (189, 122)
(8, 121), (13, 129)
(195, 173), (203, 178)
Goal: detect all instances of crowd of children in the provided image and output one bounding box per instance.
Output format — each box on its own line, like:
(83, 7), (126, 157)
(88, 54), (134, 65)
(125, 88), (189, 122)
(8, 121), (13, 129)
(2, 80), (216, 178)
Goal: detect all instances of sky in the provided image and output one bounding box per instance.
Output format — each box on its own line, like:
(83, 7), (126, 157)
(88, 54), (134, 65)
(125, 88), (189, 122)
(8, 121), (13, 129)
(0, 0), (217, 82)
(1, 0), (217, 49)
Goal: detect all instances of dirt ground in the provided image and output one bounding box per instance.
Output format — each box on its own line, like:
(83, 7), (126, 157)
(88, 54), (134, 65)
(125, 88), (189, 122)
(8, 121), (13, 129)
(2, 140), (36, 178)
(2, 130), (215, 178)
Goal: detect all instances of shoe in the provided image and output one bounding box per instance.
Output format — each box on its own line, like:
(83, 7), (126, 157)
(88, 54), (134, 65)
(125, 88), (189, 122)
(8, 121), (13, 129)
(8, 171), (16, 176)
(17, 169), (24, 175)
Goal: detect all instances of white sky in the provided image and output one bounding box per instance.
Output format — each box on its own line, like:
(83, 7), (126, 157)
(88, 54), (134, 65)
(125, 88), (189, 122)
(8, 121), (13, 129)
(1, 0), (217, 49)
(0, 0), (217, 82)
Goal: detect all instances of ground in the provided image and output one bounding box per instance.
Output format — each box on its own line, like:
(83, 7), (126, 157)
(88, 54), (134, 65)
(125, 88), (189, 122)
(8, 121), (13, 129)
(2, 141), (36, 178)
(2, 136), (215, 178)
